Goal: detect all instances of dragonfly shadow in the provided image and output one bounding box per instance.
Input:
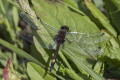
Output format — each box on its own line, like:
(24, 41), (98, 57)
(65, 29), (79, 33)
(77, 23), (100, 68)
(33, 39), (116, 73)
(99, 56), (120, 79)
(86, 58), (97, 65)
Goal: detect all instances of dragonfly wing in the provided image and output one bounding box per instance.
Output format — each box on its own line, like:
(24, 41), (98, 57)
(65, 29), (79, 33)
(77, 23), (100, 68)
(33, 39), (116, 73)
(19, 29), (57, 49)
(41, 21), (59, 36)
(78, 43), (104, 55)
(64, 42), (103, 60)
(19, 30), (34, 44)
(66, 32), (110, 44)
(65, 32), (110, 58)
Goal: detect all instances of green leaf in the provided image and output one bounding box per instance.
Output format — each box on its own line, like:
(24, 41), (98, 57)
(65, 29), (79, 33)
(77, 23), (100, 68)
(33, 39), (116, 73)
(12, 7), (19, 28)
(32, 0), (100, 33)
(103, 0), (120, 34)
(0, 0), (6, 15)
(0, 39), (44, 68)
(64, 69), (84, 80)
(93, 0), (104, 9)
(62, 49), (105, 80)
(84, 0), (117, 37)
(27, 62), (56, 80)
(7, 0), (21, 11)
(60, 0), (85, 15)
(105, 46), (120, 60)
(94, 62), (104, 76)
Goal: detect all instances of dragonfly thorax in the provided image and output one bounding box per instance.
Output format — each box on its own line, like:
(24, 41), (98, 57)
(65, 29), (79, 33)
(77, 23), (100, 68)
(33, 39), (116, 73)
(56, 26), (69, 44)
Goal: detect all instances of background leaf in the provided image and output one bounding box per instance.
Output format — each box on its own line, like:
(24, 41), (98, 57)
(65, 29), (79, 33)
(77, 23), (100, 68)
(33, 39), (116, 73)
(103, 0), (120, 34)
(27, 62), (56, 80)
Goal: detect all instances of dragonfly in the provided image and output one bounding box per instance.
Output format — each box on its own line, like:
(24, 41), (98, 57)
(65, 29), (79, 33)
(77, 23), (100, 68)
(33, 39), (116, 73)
(19, 24), (110, 71)
(50, 26), (69, 71)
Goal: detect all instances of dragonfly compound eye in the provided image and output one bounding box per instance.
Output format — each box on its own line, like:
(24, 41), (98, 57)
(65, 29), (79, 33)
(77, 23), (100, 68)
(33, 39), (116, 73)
(61, 26), (69, 31)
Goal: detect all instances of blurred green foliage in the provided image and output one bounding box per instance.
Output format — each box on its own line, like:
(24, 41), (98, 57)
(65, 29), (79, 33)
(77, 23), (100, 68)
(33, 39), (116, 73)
(0, 0), (120, 80)
(0, 0), (28, 80)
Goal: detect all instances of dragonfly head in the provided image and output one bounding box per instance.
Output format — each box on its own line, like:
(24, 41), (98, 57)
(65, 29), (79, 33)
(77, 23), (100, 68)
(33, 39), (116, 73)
(61, 26), (69, 31)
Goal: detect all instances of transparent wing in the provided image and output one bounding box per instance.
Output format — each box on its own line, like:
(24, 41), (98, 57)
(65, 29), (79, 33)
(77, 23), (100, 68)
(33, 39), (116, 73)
(65, 32), (110, 59)
(41, 21), (59, 36)
(19, 30), (34, 44)
(19, 29), (57, 49)
(78, 43), (104, 59)
(64, 43), (103, 60)
(66, 32), (108, 44)
(19, 22), (62, 49)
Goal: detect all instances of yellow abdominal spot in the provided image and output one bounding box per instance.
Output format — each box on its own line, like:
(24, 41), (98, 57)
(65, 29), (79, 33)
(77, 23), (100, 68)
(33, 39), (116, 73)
(51, 59), (55, 63)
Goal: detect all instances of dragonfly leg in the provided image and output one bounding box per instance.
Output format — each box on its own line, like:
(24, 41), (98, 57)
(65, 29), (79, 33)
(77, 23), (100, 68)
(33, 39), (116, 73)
(66, 38), (72, 43)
